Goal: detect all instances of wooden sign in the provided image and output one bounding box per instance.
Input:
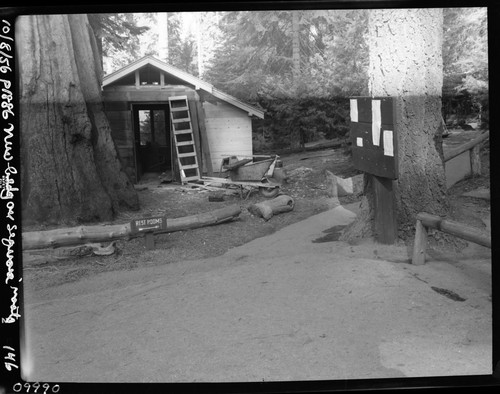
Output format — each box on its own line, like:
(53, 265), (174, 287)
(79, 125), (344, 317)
(130, 216), (166, 234)
(349, 97), (398, 179)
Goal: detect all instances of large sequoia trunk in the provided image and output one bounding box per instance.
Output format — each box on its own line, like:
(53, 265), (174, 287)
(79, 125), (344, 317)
(17, 15), (139, 225)
(341, 9), (448, 242)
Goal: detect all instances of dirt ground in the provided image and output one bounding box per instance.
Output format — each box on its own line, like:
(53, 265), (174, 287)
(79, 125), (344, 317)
(22, 130), (490, 291)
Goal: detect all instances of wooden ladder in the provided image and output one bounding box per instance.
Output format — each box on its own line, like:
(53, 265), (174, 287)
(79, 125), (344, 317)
(168, 96), (201, 183)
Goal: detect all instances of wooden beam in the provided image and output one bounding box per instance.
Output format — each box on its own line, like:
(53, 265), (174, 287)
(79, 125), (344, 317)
(372, 175), (398, 244)
(411, 219), (428, 265)
(471, 144), (481, 176)
(135, 70), (140, 89)
(443, 131), (489, 162)
(196, 101), (214, 176)
(416, 212), (491, 248)
(188, 99), (203, 172)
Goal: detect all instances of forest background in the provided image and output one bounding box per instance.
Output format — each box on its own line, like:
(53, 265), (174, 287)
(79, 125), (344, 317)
(90, 8), (488, 151)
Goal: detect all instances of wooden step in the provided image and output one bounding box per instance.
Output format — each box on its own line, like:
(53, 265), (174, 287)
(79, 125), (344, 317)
(173, 129), (193, 135)
(172, 117), (191, 123)
(178, 152), (196, 158)
(182, 176), (201, 182)
(170, 106), (189, 112)
(176, 140), (194, 146)
(181, 164), (199, 170)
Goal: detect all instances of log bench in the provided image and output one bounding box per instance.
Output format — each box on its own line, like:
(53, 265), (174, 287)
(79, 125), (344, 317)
(411, 212), (491, 265)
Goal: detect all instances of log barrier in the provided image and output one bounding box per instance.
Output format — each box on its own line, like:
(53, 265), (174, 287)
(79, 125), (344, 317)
(411, 212), (491, 265)
(22, 204), (242, 250)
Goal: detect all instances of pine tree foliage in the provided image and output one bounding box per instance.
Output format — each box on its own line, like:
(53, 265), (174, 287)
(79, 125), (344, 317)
(203, 9), (369, 150)
(90, 8), (488, 150)
(442, 7), (488, 127)
(88, 13), (149, 73)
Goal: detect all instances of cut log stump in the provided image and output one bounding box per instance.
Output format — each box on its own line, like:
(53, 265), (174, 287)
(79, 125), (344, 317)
(248, 195), (294, 221)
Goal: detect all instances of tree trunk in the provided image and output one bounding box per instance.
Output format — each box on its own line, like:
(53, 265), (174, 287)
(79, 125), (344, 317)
(341, 9), (448, 242)
(17, 15), (139, 226)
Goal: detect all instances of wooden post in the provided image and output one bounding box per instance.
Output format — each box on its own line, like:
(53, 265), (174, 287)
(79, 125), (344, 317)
(471, 144), (481, 176)
(411, 219), (428, 265)
(144, 232), (155, 250)
(188, 100), (203, 172)
(195, 100), (213, 176)
(372, 175), (398, 244)
(135, 70), (140, 89)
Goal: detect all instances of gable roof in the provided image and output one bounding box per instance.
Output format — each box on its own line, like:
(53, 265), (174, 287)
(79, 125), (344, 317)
(102, 56), (264, 119)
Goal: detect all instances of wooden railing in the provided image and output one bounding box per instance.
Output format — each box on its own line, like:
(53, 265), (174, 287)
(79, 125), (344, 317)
(411, 131), (490, 264)
(443, 130), (489, 176)
(412, 212), (491, 265)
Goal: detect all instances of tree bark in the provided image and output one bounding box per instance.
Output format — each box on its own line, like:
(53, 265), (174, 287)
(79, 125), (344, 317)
(17, 15), (139, 225)
(341, 9), (448, 242)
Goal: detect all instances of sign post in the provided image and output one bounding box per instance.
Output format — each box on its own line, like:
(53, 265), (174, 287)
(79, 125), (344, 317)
(350, 97), (398, 244)
(130, 215), (167, 250)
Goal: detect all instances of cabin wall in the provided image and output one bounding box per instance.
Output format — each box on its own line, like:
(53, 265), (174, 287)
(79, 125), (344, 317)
(203, 100), (253, 171)
(103, 85), (197, 182)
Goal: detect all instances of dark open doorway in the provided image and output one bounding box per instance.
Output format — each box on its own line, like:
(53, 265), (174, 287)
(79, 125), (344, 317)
(133, 104), (171, 181)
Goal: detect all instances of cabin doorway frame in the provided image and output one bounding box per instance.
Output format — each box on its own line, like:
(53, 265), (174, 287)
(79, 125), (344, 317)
(132, 103), (172, 182)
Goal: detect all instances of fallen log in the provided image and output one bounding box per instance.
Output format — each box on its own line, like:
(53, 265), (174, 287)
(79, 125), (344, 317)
(247, 195), (294, 221)
(22, 204), (242, 250)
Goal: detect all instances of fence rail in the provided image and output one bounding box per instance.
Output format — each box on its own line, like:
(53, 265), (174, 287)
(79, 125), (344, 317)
(443, 131), (489, 180)
(411, 212), (491, 265)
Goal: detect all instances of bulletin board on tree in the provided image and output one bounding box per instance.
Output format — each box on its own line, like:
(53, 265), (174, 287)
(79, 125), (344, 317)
(349, 97), (398, 179)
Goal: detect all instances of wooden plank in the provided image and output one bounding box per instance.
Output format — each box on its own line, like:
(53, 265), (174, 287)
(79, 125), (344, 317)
(372, 175), (398, 244)
(106, 90), (195, 102)
(416, 212), (491, 248)
(144, 233), (155, 250)
(135, 70), (140, 89)
(223, 158), (252, 170)
(196, 101), (213, 176)
(188, 100), (203, 174)
(411, 219), (428, 265)
(471, 144), (481, 176)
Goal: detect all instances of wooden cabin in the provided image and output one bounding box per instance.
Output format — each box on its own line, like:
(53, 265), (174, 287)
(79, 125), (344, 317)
(102, 56), (265, 183)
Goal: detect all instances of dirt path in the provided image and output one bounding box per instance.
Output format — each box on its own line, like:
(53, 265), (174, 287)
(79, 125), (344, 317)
(22, 203), (491, 382)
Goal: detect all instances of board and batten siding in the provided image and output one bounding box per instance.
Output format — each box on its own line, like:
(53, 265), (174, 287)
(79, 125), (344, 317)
(203, 101), (253, 171)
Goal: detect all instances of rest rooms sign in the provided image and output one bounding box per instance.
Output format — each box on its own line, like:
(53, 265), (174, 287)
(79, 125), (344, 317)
(349, 97), (398, 179)
(130, 216), (166, 234)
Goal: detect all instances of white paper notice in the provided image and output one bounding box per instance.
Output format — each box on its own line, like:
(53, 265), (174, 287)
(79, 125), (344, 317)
(356, 137), (363, 147)
(383, 130), (394, 157)
(371, 99), (381, 146)
(350, 99), (358, 122)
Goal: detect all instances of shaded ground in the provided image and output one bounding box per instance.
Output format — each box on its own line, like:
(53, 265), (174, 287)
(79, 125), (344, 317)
(23, 203), (491, 382)
(23, 130), (490, 291)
